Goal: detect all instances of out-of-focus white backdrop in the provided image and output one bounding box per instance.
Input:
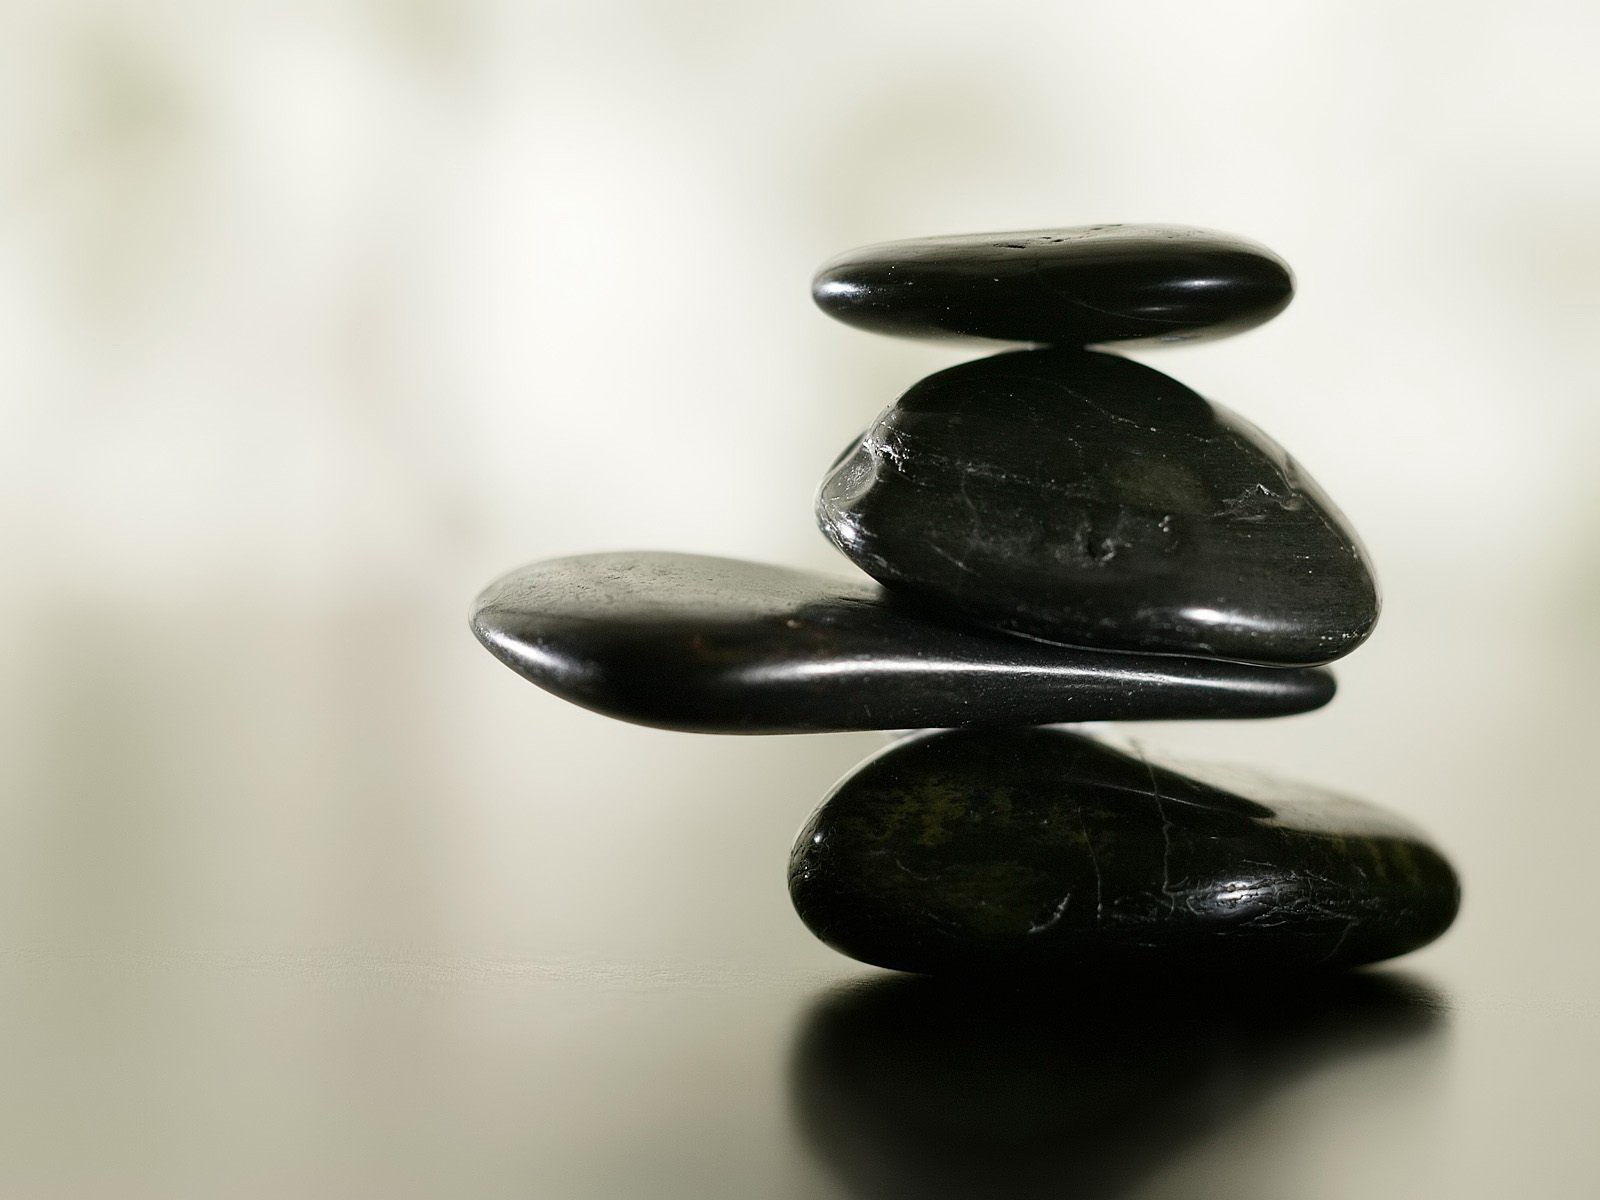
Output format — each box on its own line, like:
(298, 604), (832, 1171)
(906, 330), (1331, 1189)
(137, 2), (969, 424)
(1, 2), (1597, 1197)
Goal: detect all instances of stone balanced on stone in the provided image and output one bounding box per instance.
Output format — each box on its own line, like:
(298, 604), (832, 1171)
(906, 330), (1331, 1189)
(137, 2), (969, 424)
(472, 224), (1460, 976)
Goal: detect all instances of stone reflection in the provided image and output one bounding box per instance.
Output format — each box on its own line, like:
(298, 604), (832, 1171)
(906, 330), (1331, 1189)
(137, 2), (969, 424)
(791, 971), (1444, 1200)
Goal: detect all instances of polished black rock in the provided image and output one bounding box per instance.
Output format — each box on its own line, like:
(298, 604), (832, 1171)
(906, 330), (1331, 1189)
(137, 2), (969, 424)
(789, 728), (1459, 975)
(818, 348), (1379, 666)
(812, 224), (1294, 347)
(470, 552), (1336, 734)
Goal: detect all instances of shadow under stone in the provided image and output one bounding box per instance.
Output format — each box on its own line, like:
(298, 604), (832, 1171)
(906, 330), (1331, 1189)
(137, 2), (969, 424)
(790, 970), (1447, 1200)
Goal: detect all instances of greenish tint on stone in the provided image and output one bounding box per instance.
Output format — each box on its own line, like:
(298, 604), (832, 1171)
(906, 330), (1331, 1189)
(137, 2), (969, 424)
(789, 728), (1459, 976)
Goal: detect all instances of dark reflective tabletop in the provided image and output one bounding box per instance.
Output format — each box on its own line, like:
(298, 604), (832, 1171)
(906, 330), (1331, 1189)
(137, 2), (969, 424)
(5, 602), (1596, 1197)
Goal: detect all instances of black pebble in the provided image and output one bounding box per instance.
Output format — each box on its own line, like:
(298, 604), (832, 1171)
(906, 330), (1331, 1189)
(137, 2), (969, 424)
(812, 224), (1293, 347)
(470, 552), (1336, 734)
(789, 727), (1460, 975)
(817, 348), (1379, 666)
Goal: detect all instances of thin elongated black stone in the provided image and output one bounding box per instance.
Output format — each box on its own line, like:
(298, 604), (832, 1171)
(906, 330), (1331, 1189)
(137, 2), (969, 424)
(789, 728), (1459, 974)
(818, 348), (1379, 666)
(812, 224), (1293, 347)
(470, 553), (1335, 734)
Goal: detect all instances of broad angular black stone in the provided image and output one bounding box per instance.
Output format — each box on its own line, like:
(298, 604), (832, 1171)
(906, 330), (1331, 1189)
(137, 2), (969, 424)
(817, 349), (1378, 666)
(789, 727), (1459, 975)
(812, 224), (1293, 347)
(470, 553), (1335, 734)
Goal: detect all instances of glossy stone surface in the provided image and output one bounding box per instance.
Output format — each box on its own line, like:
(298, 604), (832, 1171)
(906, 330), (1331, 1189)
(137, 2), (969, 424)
(812, 224), (1293, 346)
(818, 349), (1378, 666)
(789, 728), (1459, 975)
(471, 553), (1335, 734)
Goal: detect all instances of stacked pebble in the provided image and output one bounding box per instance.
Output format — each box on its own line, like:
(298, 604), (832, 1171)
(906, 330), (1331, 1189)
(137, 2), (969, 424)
(472, 224), (1460, 976)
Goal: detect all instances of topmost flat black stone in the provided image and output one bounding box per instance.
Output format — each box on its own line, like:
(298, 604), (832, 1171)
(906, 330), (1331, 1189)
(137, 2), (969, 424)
(812, 224), (1294, 347)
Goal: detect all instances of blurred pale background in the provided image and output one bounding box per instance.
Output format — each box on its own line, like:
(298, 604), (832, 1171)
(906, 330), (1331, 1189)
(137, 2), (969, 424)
(0, 1), (1597, 1196)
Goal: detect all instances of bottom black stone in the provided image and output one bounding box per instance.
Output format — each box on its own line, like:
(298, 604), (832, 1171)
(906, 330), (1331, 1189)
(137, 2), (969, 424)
(789, 728), (1459, 975)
